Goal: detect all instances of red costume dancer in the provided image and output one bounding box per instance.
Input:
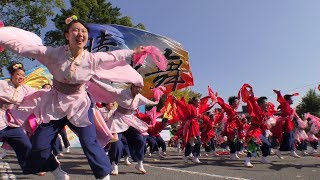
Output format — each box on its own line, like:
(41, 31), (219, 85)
(273, 90), (300, 159)
(241, 86), (274, 167)
(212, 108), (228, 150)
(217, 96), (242, 160)
(147, 118), (169, 158)
(174, 96), (213, 163)
(200, 112), (219, 156)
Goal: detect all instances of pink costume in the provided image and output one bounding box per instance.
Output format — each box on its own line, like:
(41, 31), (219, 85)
(0, 27), (144, 146)
(92, 83), (158, 133)
(97, 106), (116, 122)
(0, 80), (36, 130)
(305, 113), (320, 142)
(294, 117), (308, 143)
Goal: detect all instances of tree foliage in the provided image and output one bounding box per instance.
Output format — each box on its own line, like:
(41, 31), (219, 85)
(171, 88), (202, 103)
(296, 89), (320, 117)
(0, 0), (65, 76)
(44, 0), (146, 47)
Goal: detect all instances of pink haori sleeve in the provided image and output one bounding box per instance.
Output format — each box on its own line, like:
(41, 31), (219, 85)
(92, 107), (114, 147)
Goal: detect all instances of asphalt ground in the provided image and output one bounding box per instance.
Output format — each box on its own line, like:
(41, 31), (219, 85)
(1, 147), (320, 180)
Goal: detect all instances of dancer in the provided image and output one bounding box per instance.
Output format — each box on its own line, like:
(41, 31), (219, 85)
(241, 86), (273, 167)
(216, 95), (242, 160)
(304, 113), (320, 154)
(0, 15), (146, 180)
(0, 62), (33, 170)
(147, 118), (169, 158)
(175, 96), (213, 163)
(273, 90), (300, 159)
(101, 83), (159, 175)
(200, 112), (219, 156)
(294, 116), (309, 156)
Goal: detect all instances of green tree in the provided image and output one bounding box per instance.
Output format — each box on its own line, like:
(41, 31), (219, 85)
(171, 88), (202, 103)
(0, 0), (65, 76)
(296, 89), (320, 117)
(44, 0), (146, 47)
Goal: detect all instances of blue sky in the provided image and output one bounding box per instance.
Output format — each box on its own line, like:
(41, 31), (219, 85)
(18, 0), (320, 108)
(108, 0), (320, 107)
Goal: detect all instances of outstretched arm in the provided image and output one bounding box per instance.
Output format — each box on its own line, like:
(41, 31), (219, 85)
(0, 27), (55, 65)
(94, 46), (146, 64)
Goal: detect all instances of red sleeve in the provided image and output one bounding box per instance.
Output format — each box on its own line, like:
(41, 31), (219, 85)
(135, 113), (151, 124)
(202, 115), (212, 127)
(275, 92), (292, 116)
(174, 98), (190, 120)
(275, 91), (286, 104)
(213, 113), (224, 125)
(148, 122), (166, 136)
(247, 95), (261, 117)
(217, 97), (233, 117)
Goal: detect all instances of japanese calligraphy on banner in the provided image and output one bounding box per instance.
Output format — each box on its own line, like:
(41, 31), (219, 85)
(86, 24), (194, 98)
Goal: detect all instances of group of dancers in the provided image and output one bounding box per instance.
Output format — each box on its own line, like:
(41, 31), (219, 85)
(0, 15), (319, 180)
(164, 84), (320, 168)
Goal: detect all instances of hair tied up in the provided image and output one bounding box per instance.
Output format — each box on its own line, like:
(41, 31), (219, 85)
(65, 15), (78, 25)
(12, 63), (23, 70)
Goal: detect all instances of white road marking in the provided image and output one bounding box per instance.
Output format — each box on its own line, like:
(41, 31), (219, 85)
(0, 161), (16, 180)
(144, 163), (250, 180)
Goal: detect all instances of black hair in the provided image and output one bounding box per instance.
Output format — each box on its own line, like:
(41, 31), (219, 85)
(7, 61), (25, 75)
(64, 19), (90, 45)
(228, 96), (238, 105)
(214, 108), (222, 112)
(162, 118), (169, 124)
(277, 105), (282, 110)
(188, 96), (199, 104)
(257, 96), (268, 105)
(42, 83), (52, 88)
(284, 94), (293, 101)
(101, 102), (107, 107)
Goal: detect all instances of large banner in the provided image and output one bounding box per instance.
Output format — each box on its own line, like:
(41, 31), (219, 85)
(86, 24), (194, 98)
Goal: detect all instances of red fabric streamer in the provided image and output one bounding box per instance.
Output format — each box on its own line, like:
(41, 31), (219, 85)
(238, 83), (252, 103)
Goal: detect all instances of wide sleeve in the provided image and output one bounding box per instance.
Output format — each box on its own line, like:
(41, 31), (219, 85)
(213, 113), (224, 125)
(93, 49), (134, 66)
(0, 27), (56, 65)
(22, 84), (38, 97)
(275, 91), (286, 104)
(247, 95), (261, 117)
(137, 94), (158, 106)
(217, 97), (233, 116)
(92, 58), (144, 87)
(87, 77), (124, 103)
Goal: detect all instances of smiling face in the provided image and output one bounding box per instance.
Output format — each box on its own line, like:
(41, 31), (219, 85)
(106, 103), (114, 111)
(65, 21), (89, 50)
(131, 84), (142, 96)
(11, 69), (25, 87)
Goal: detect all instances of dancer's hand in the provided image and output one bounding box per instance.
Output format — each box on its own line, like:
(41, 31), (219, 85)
(273, 89), (280, 94)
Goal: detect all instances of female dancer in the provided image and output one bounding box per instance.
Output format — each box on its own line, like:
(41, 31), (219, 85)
(0, 15), (146, 180)
(98, 83), (158, 175)
(217, 96), (242, 160)
(0, 62), (33, 170)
